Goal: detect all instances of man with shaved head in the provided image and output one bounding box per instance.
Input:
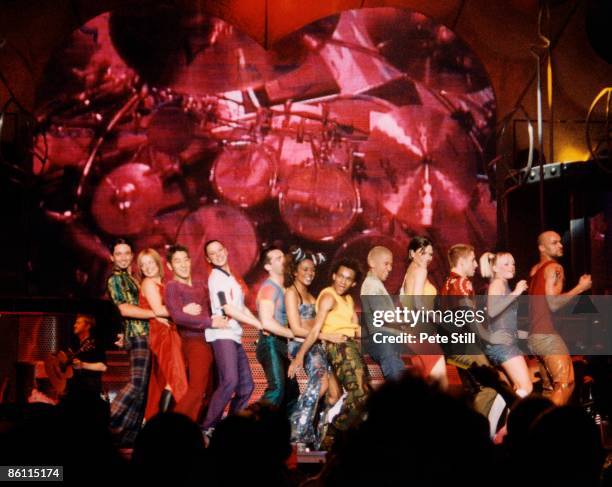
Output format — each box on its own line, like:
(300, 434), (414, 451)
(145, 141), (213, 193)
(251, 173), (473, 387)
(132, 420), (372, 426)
(360, 246), (405, 380)
(528, 230), (592, 405)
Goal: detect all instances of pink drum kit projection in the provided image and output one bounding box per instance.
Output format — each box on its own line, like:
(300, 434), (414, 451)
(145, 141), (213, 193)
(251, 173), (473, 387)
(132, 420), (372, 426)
(210, 142), (277, 208)
(33, 7), (497, 290)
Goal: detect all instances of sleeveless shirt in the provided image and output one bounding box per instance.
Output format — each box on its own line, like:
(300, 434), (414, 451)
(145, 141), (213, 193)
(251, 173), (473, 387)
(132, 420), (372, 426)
(528, 260), (557, 334)
(317, 286), (359, 338)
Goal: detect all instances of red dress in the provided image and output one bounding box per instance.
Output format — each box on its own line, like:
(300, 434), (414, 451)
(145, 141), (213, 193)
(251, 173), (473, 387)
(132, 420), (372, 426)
(140, 282), (189, 420)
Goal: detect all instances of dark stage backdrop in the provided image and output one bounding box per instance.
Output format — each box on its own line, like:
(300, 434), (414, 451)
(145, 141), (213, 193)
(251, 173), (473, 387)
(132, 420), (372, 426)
(28, 6), (497, 299)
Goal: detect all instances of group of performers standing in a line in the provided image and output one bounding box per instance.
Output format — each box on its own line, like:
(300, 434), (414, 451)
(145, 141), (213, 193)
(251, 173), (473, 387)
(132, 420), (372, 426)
(94, 229), (591, 450)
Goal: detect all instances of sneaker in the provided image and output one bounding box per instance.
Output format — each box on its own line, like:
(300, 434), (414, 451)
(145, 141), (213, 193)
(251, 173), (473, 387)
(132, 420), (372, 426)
(202, 427), (215, 447)
(315, 393), (346, 450)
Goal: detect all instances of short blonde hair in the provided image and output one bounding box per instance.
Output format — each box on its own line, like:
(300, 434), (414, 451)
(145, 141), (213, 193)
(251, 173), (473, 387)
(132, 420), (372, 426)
(137, 248), (164, 281)
(448, 244), (474, 268)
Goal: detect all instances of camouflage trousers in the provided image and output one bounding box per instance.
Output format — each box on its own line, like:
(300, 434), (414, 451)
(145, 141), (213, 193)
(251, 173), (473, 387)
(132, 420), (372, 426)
(324, 339), (370, 432)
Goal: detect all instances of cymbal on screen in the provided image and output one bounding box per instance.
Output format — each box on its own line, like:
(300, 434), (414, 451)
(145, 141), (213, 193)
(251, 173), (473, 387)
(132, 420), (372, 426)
(361, 8), (490, 93)
(91, 163), (163, 236)
(361, 105), (476, 230)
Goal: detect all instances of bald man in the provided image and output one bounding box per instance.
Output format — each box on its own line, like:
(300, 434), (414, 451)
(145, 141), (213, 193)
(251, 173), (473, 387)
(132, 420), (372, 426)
(528, 231), (592, 405)
(360, 246), (405, 380)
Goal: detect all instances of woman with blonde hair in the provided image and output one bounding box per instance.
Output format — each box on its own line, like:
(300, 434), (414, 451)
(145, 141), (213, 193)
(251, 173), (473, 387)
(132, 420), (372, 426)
(479, 251), (532, 397)
(137, 248), (189, 418)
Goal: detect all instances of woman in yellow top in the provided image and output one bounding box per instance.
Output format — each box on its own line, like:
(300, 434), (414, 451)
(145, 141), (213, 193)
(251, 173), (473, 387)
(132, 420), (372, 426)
(288, 258), (369, 450)
(400, 236), (448, 389)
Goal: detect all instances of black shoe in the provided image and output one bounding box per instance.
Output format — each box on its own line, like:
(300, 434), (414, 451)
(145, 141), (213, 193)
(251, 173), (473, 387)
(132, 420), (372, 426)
(319, 424), (340, 451)
(159, 389), (174, 413)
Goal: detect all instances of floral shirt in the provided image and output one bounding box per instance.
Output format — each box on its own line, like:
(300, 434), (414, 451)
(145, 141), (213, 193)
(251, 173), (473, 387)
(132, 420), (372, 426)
(440, 271), (474, 297)
(440, 271), (475, 309)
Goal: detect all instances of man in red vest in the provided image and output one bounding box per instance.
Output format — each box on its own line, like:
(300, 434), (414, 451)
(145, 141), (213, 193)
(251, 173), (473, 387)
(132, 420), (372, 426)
(528, 231), (592, 405)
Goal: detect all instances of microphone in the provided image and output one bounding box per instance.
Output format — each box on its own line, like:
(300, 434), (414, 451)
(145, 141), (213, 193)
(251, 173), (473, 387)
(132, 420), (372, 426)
(217, 291), (228, 317)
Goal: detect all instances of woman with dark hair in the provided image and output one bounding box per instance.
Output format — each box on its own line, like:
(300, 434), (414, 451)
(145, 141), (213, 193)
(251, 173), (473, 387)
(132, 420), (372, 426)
(285, 247), (341, 450)
(137, 248), (188, 419)
(400, 236), (448, 388)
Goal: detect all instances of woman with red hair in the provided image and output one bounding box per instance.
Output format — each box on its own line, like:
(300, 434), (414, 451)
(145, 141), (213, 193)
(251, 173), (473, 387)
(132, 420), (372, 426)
(137, 248), (188, 419)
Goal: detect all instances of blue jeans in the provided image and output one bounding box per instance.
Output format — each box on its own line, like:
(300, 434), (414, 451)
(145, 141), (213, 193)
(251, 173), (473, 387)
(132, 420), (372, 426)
(367, 340), (404, 380)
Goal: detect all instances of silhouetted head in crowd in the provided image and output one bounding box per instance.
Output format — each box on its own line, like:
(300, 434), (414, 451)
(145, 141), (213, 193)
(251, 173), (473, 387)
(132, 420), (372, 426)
(1, 395), (124, 483)
(504, 395), (554, 451)
(322, 372), (494, 487)
(132, 412), (206, 485)
(207, 402), (292, 487)
(525, 406), (605, 487)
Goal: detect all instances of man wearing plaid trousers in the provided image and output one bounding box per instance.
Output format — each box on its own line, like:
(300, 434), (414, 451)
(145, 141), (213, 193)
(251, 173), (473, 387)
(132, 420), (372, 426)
(106, 238), (153, 447)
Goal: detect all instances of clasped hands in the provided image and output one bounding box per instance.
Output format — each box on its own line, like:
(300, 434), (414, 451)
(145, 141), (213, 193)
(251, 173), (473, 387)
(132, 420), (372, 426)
(181, 302), (230, 328)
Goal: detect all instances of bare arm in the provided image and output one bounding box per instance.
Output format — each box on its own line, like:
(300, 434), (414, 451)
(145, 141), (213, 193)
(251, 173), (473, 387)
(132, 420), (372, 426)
(401, 272), (409, 295)
(223, 303), (262, 329)
(117, 303), (155, 320)
(353, 311), (361, 338)
(259, 299), (294, 338)
(487, 278), (527, 318)
(285, 288), (312, 338)
(242, 305), (260, 322)
(107, 275), (155, 320)
(288, 294), (335, 378)
(544, 265), (591, 312)
(72, 359), (107, 372)
(75, 360), (108, 373)
(410, 266), (429, 311)
(319, 331), (347, 343)
(208, 275), (261, 329)
(142, 279), (170, 317)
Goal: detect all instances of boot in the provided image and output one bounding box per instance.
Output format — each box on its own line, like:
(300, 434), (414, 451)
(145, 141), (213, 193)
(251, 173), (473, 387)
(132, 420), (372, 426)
(159, 389), (174, 413)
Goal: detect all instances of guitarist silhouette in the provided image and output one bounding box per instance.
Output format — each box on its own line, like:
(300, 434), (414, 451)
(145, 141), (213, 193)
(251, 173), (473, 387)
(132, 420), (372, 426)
(46, 315), (107, 398)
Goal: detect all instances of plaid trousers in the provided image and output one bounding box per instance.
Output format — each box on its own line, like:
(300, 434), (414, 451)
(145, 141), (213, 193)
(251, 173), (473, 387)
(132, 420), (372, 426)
(110, 335), (151, 446)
